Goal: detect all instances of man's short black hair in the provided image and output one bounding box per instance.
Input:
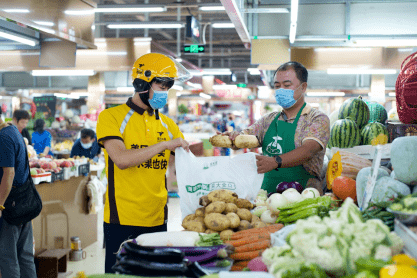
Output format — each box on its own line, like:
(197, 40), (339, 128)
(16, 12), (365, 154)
(81, 129), (96, 139)
(274, 61), (308, 83)
(13, 110), (30, 122)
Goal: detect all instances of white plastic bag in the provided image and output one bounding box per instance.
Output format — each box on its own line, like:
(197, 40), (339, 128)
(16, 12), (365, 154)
(175, 147), (264, 219)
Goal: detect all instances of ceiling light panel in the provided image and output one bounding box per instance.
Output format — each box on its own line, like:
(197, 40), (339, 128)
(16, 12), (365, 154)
(199, 6), (225, 11)
(108, 23), (183, 29)
(212, 23), (235, 28)
(0, 31), (37, 46)
(95, 5), (166, 13)
(327, 69), (397, 75)
(32, 70), (95, 76)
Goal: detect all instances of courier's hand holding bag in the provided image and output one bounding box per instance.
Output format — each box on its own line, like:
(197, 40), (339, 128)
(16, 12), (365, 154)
(175, 147), (264, 219)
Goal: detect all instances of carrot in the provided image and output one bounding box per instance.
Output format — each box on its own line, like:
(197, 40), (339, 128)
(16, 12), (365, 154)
(233, 260), (250, 267)
(230, 224), (284, 240)
(230, 265), (246, 271)
(235, 240), (270, 253)
(230, 249), (265, 261)
(226, 234), (270, 247)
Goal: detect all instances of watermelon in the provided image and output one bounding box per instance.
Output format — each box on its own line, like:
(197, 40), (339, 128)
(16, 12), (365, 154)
(338, 96), (370, 129)
(329, 119), (361, 148)
(365, 101), (388, 125)
(360, 122), (389, 145)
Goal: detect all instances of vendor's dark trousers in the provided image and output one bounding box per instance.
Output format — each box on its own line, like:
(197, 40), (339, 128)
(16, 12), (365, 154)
(103, 222), (167, 273)
(0, 219), (37, 278)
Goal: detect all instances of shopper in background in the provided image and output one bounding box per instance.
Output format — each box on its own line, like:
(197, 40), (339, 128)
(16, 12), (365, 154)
(12, 109), (32, 145)
(70, 129), (101, 161)
(31, 119), (53, 157)
(0, 109), (37, 278)
(227, 113), (236, 131)
(97, 53), (191, 273)
(224, 61), (330, 195)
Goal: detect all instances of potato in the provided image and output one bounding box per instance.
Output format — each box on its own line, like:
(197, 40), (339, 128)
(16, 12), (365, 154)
(209, 134), (233, 148)
(182, 214), (197, 229)
(186, 221), (206, 233)
(234, 135), (260, 149)
(204, 213), (231, 232)
(226, 213), (240, 229)
(199, 195), (211, 207)
(194, 216), (205, 224)
(195, 207), (205, 217)
(238, 220), (253, 231)
(205, 201), (226, 214)
(253, 221), (267, 229)
(224, 203), (238, 213)
(236, 198), (254, 210)
(205, 229), (218, 234)
(207, 189), (238, 204)
(251, 214), (261, 224)
(220, 229), (234, 241)
(236, 208), (252, 222)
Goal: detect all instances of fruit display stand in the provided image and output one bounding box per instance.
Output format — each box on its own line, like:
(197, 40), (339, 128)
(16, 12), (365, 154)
(32, 174), (98, 255)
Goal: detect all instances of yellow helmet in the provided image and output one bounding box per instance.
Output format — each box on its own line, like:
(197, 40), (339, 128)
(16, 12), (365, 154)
(132, 53), (191, 83)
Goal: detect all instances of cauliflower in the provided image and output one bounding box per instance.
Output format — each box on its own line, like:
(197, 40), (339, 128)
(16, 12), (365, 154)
(374, 245), (392, 261)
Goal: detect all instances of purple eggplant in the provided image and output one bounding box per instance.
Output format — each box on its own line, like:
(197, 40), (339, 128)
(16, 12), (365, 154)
(276, 181), (303, 194)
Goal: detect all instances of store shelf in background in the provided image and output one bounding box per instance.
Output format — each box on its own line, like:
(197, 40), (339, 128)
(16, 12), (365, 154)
(387, 122), (417, 143)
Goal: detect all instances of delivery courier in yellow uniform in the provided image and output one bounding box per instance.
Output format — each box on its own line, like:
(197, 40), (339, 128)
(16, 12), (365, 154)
(97, 53), (192, 273)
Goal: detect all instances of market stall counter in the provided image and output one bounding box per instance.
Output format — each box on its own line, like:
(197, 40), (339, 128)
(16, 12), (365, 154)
(32, 174), (98, 254)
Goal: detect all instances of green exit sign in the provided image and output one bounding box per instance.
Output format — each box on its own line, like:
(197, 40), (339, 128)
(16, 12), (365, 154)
(237, 83), (247, 88)
(183, 44), (205, 54)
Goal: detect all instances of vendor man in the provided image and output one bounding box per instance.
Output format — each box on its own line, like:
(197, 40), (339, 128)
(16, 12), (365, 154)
(97, 53), (191, 273)
(226, 62), (330, 194)
(70, 129), (101, 160)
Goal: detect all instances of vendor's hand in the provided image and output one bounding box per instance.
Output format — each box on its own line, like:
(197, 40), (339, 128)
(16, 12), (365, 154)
(216, 130), (240, 141)
(165, 138), (190, 152)
(256, 155), (278, 174)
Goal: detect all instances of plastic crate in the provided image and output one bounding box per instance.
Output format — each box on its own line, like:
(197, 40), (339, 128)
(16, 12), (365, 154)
(78, 163), (90, 176)
(51, 170), (64, 183)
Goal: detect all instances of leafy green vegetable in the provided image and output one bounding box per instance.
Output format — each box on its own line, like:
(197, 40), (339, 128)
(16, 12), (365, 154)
(196, 233), (223, 246)
(278, 263), (329, 278)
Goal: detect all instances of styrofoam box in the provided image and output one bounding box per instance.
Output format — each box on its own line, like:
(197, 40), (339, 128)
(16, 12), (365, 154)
(32, 173), (52, 185)
(63, 168), (71, 180)
(330, 143), (392, 160)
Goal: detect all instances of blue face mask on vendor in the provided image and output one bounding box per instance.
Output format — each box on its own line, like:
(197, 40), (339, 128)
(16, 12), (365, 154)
(274, 84), (304, 109)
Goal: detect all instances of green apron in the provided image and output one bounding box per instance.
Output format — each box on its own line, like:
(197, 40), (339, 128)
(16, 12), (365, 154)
(261, 103), (315, 193)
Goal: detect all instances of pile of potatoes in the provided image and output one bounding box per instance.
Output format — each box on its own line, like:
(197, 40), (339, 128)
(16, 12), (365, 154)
(182, 189), (267, 240)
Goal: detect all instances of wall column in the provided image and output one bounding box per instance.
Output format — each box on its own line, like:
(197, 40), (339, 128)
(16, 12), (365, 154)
(87, 72), (105, 113)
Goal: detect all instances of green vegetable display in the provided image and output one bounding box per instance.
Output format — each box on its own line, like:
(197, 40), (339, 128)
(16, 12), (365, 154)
(389, 193), (417, 213)
(196, 233), (223, 246)
(276, 196), (334, 224)
(262, 198), (404, 278)
(361, 202), (395, 231)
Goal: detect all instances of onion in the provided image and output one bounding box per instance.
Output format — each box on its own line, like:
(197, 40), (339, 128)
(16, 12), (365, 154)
(267, 193), (288, 215)
(301, 188), (321, 199)
(254, 196), (267, 206)
(247, 257), (268, 272)
(276, 181), (303, 194)
(260, 210), (278, 224)
(253, 206), (268, 217)
(282, 189), (303, 204)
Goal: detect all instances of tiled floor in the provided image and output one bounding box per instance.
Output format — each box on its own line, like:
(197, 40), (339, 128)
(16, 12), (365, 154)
(65, 197), (183, 277)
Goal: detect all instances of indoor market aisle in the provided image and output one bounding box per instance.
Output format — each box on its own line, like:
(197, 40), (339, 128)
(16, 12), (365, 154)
(66, 197), (183, 277)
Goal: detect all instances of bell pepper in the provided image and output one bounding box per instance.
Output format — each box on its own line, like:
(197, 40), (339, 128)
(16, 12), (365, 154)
(380, 264), (417, 277)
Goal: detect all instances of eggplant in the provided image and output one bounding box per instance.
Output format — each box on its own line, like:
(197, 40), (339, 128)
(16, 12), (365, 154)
(276, 181), (303, 194)
(117, 256), (189, 276)
(121, 242), (184, 263)
(185, 262), (210, 278)
(151, 245), (233, 263)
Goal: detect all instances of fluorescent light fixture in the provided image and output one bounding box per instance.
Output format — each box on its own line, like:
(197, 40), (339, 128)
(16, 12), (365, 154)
(327, 69), (397, 75)
(172, 85), (183, 91)
(203, 69), (232, 75)
(190, 70), (204, 76)
(176, 92), (182, 97)
(71, 92), (90, 97)
(94, 42), (107, 47)
(291, 0), (299, 23)
(32, 70), (95, 76)
(134, 37), (152, 42)
(213, 85), (237, 90)
(315, 48), (372, 52)
(3, 9), (30, 13)
(54, 93), (79, 99)
(212, 23), (235, 28)
(33, 21), (54, 26)
(94, 38), (106, 42)
(398, 48), (414, 52)
(296, 37), (346, 42)
(117, 87), (134, 92)
(95, 7), (166, 13)
(307, 92), (346, 97)
(289, 23), (297, 44)
(242, 8), (289, 13)
(108, 23), (183, 29)
(248, 68), (261, 75)
(175, 58), (183, 62)
(186, 82), (203, 89)
(200, 93), (211, 99)
(199, 6), (225, 11)
(0, 31), (37, 46)
(134, 42), (151, 46)
(64, 10), (95, 15)
(0, 52), (39, 56)
(389, 92), (396, 97)
(35, 26), (56, 34)
(354, 39), (417, 47)
(77, 51), (127, 56)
